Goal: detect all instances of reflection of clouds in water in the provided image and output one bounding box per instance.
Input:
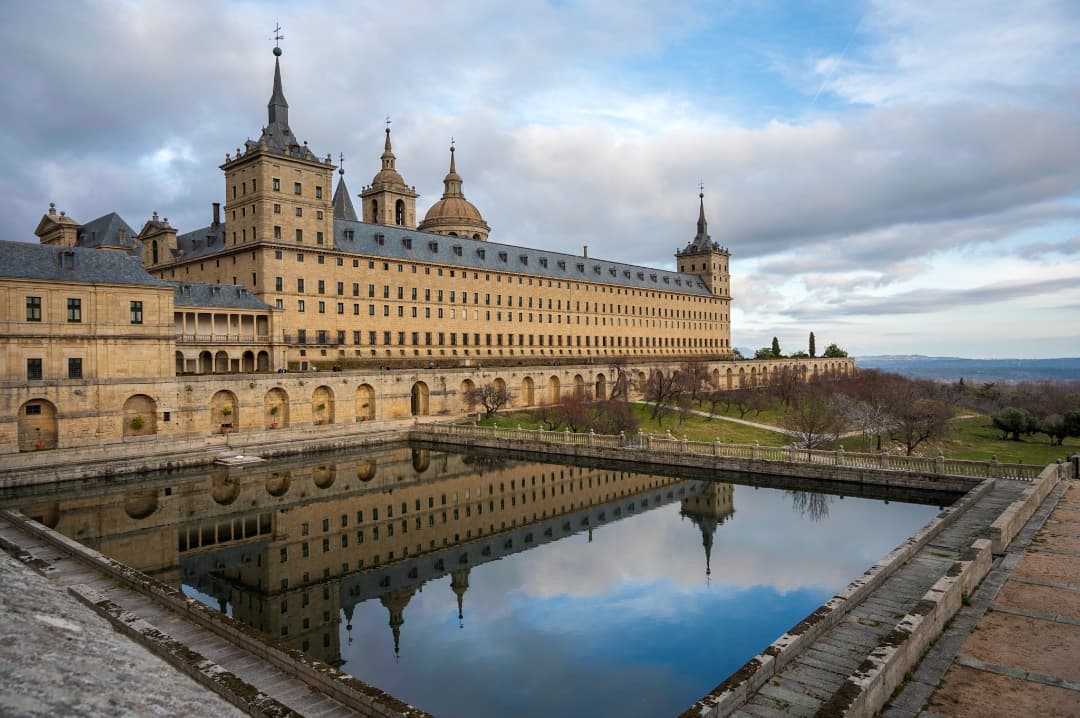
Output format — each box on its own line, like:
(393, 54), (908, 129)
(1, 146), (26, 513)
(339, 484), (939, 718)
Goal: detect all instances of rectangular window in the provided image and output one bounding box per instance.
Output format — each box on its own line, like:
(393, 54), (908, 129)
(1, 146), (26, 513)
(294, 182), (302, 195)
(273, 225), (282, 239)
(273, 178), (281, 191)
(297, 278), (305, 292)
(298, 329), (306, 343)
(27, 358), (42, 380)
(129, 301), (143, 324)
(275, 277), (283, 291)
(295, 206), (303, 217)
(67, 358), (82, 379)
(316, 231), (324, 245)
(318, 301), (325, 314)
(26, 296), (41, 322)
(66, 298), (81, 323)
(318, 280), (325, 294)
(298, 300), (305, 313)
(315, 186), (323, 199)
(295, 228), (303, 243)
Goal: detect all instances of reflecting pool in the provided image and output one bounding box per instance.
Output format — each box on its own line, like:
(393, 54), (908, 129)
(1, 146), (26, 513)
(8, 445), (947, 717)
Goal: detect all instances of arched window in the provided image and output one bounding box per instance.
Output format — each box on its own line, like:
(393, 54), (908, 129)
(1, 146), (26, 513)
(395, 199), (405, 226)
(473, 233), (481, 240)
(371, 199), (379, 223)
(151, 240), (159, 264)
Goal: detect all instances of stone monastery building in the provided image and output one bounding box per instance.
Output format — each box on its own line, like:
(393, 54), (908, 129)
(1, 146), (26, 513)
(1, 47), (851, 452)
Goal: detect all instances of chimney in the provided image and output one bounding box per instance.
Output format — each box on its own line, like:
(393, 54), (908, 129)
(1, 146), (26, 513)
(583, 245), (589, 259)
(212, 202), (221, 228)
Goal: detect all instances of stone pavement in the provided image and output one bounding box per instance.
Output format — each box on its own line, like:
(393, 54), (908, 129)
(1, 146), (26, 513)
(0, 548), (245, 718)
(884, 479), (1080, 718)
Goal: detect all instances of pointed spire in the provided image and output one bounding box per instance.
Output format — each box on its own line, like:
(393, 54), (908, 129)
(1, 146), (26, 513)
(333, 167), (358, 221)
(451, 568), (470, 629)
(693, 186), (711, 249)
(380, 126), (397, 170)
(267, 56), (289, 128)
(441, 143), (464, 199)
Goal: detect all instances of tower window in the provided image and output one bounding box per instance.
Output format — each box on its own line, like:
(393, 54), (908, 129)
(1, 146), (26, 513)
(67, 298), (81, 322)
(395, 199), (405, 226)
(129, 301), (143, 324)
(294, 182), (302, 195)
(26, 296), (41, 321)
(315, 186), (323, 199)
(273, 178), (280, 191)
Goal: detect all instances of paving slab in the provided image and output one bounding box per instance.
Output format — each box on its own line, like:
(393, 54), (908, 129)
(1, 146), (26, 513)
(925, 664), (1080, 718)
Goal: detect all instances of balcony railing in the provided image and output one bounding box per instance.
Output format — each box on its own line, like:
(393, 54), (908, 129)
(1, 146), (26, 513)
(176, 333), (272, 344)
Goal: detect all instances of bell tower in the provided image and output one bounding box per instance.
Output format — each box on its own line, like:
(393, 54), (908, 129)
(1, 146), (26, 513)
(675, 189), (732, 355)
(360, 123), (418, 228)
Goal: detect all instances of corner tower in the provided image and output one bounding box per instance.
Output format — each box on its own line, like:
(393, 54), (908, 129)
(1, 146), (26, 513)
(360, 127), (418, 227)
(675, 190), (732, 354)
(219, 45), (336, 250)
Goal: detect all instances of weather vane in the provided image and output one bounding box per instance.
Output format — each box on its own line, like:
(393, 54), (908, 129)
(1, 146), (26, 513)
(450, 136), (455, 148)
(385, 115), (392, 130)
(271, 22), (284, 55)
(338, 152), (345, 175)
(699, 180), (704, 194)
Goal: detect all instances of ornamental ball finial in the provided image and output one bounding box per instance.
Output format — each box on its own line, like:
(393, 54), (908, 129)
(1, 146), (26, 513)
(273, 46), (282, 57)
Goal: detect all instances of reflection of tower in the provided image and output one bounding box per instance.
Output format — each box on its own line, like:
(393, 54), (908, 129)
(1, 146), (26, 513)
(344, 603), (355, 646)
(450, 568), (471, 629)
(680, 483), (735, 579)
(380, 587), (417, 658)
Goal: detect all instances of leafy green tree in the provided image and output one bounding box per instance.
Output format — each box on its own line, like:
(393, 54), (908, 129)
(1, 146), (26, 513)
(771, 336), (781, 357)
(754, 347), (774, 359)
(991, 407), (1036, 441)
(809, 331), (816, 357)
(822, 343), (848, 358)
(1040, 414), (1069, 446)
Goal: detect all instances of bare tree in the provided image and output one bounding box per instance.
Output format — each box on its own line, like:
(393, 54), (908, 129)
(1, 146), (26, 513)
(783, 387), (846, 449)
(679, 362), (710, 405)
(788, 491), (834, 521)
(890, 398), (951, 455)
(608, 356), (633, 402)
(643, 369), (684, 425)
(465, 383), (512, 418)
(768, 365), (802, 408)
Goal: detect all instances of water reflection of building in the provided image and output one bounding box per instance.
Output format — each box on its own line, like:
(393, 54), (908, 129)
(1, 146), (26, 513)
(16, 448), (726, 666)
(680, 482), (735, 579)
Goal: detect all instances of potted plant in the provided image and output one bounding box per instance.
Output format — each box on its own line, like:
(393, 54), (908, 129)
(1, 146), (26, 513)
(129, 415), (144, 432)
(220, 406), (233, 433)
(269, 404), (280, 429)
(315, 402), (326, 424)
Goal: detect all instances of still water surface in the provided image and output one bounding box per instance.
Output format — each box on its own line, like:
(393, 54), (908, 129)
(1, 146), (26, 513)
(11, 446), (944, 717)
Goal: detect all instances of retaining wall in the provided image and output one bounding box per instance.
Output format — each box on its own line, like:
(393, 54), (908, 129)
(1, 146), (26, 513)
(990, 461), (1066, 553)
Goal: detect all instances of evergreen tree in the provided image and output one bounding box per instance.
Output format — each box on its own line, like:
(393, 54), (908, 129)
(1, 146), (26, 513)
(771, 336), (781, 357)
(809, 331), (816, 357)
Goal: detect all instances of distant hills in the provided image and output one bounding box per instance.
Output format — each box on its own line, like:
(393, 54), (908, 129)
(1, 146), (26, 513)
(855, 355), (1080, 383)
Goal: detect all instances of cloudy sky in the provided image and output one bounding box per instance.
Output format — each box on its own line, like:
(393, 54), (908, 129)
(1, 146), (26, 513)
(1, 1), (1078, 358)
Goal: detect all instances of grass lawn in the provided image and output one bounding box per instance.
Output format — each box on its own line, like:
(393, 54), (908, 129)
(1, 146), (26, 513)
(929, 416), (1079, 466)
(478, 404), (789, 446)
(696, 396), (789, 427)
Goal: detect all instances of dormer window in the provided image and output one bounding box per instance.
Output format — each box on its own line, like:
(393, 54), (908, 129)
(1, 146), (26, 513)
(663, 276), (670, 284)
(576, 263), (585, 272)
(637, 272), (644, 280)
(539, 258), (548, 268)
(429, 241), (439, 252)
(477, 249), (486, 260)
(650, 274), (657, 282)
(498, 251), (508, 262)
(374, 233), (385, 246)
(453, 245), (463, 256)
(557, 260), (566, 270)
(519, 255), (528, 265)
(344, 229), (354, 241)
(59, 250), (76, 269)
(609, 268), (617, 277)
(623, 270), (630, 278)
(402, 237), (412, 249)
(593, 266), (601, 275)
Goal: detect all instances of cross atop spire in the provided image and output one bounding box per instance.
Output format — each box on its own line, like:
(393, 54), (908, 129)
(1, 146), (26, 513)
(338, 152), (345, 175)
(693, 186), (711, 249)
(271, 22), (284, 53)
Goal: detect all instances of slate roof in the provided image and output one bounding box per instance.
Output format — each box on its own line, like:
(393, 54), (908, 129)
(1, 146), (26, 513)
(333, 220), (713, 296)
(333, 174), (358, 221)
(0, 240), (169, 286)
(78, 212), (141, 256)
(174, 223), (228, 261)
(172, 282), (273, 310)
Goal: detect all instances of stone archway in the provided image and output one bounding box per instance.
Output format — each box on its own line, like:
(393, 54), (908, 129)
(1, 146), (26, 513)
(175, 351), (185, 375)
(750, 366), (758, 386)
(312, 386), (335, 425)
(573, 374), (586, 400)
(356, 384), (375, 421)
(521, 377), (535, 406)
(712, 368), (720, 387)
(547, 375), (561, 404)
(459, 379), (476, 411)
(595, 373), (607, 400)
(199, 351), (212, 374)
(257, 351), (270, 372)
(264, 388), (288, 429)
(411, 381), (430, 416)
(493, 377), (508, 407)
(18, 399), (57, 451)
(637, 371), (647, 393)
(726, 368), (733, 389)
(738, 367), (746, 387)
(122, 394), (157, 437)
(210, 390), (239, 432)
(214, 350), (229, 373)
(242, 351), (255, 373)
